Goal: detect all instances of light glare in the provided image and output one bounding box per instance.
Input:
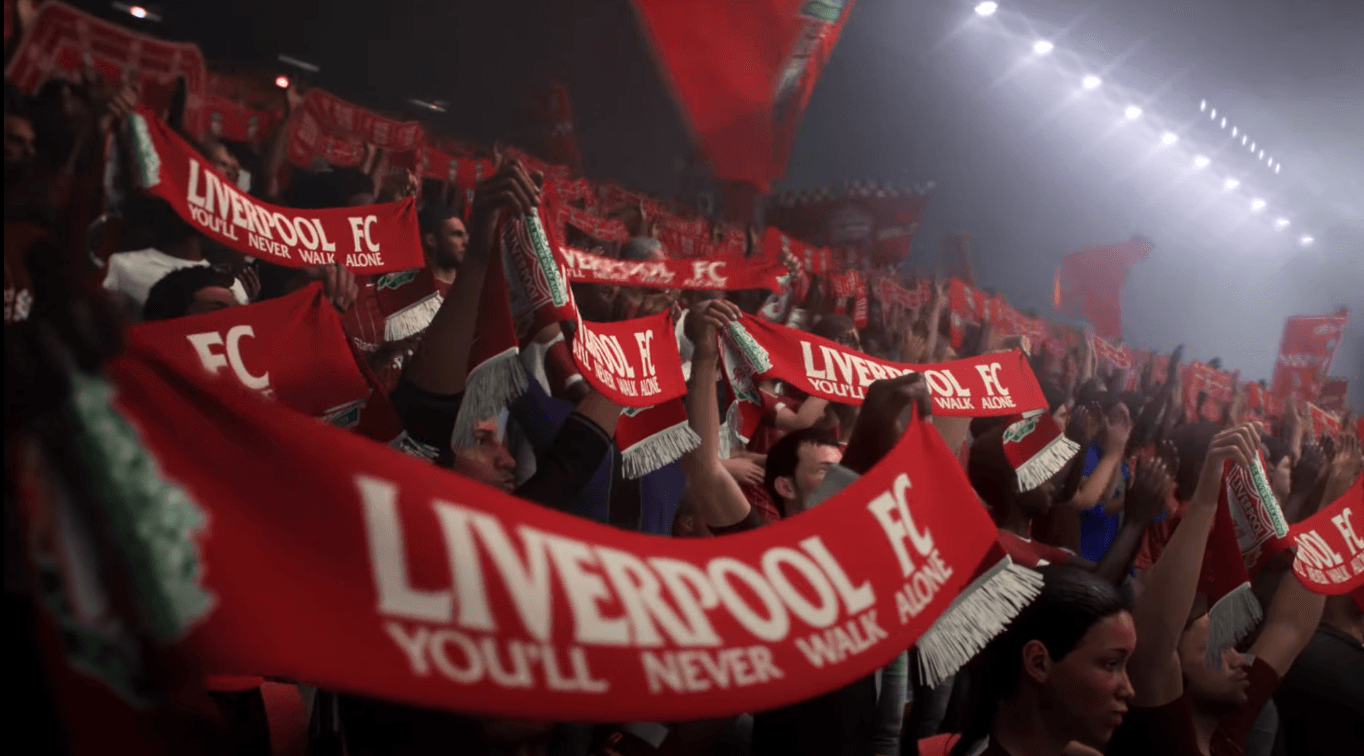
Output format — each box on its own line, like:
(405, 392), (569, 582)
(1251, 198), (1266, 211)
(1224, 178), (1240, 190)
(1300, 235), (1314, 246)
(1193, 155), (1210, 169)
(1082, 75), (1102, 89)
(129, 5), (148, 18)
(975, 2), (998, 16)
(1274, 218), (1290, 229)
(1200, 99), (1207, 111)
(1232, 126), (1238, 136)
(1033, 40), (1054, 55)
(275, 75), (291, 89)
(1161, 132), (1179, 145)
(1220, 117), (1227, 128)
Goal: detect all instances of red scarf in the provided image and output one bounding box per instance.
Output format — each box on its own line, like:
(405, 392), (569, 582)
(559, 245), (789, 292)
(1088, 333), (1132, 372)
(1290, 474), (1364, 595)
(878, 278), (929, 311)
(6, 1), (211, 136)
(126, 108), (424, 274)
(760, 227), (843, 275)
(727, 316), (1048, 417)
(559, 205), (631, 244)
(570, 312), (687, 409)
(631, 0), (857, 189)
(203, 96), (281, 143)
(68, 340), (1013, 722)
(286, 88), (425, 170)
(126, 283), (369, 419)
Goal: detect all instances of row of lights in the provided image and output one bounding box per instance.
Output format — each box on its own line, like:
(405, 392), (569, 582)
(1200, 99), (1279, 172)
(971, 1), (1315, 247)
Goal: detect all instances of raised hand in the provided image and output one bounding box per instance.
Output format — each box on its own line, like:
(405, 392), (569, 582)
(237, 266), (261, 303)
(1191, 423), (1262, 506)
(1127, 454), (1175, 524)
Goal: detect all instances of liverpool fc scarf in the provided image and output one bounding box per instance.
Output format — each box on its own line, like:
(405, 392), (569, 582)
(1001, 411), (1081, 492)
(726, 316), (1048, 417)
(559, 245), (789, 292)
(126, 283), (370, 419)
(1290, 474), (1364, 595)
(126, 108), (425, 274)
(53, 340), (1020, 722)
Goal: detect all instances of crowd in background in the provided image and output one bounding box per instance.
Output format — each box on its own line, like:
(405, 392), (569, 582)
(5, 3), (1362, 756)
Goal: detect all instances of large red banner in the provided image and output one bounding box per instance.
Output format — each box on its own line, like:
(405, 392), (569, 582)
(1270, 312), (1350, 401)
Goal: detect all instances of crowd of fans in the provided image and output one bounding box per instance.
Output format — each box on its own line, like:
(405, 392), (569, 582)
(5, 5), (1362, 756)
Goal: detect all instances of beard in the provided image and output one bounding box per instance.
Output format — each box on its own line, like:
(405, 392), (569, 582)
(430, 247), (462, 271)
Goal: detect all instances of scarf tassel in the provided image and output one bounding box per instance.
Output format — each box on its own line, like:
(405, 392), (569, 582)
(452, 349), (528, 447)
(1014, 435), (1081, 492)
(620, 421), (701, 480)
(1205, 581), (1262, 667)
(913, 558), (1044, 688)
(383, 294), (443, 342)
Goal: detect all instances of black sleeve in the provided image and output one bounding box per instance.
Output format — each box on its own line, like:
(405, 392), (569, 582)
(515, 413), (612, 511)
(388, 379), (464, 463)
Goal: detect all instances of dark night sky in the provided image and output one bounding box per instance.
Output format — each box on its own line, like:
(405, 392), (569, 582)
(76, 0), (1364, 405)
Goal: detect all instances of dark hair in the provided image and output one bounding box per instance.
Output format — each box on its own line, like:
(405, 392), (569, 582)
(124, 194), (196, 248)
(764, 427), (840, 513)
(286, 168), (373, 209)
(812, 314), (854, 342)
(1262, 436), (1289, 468)
(1040, 379), (1068, 415)
(952, 566), (1129, 755)
(418, 202), (461, 236)
(143, 265), (229, 321)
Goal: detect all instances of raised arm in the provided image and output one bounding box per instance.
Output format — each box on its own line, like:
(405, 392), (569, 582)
(1060, 404), (1131, 513)
(1127, 424), (1260, 707)
(1093, 451), (1174, 584)
(403, 161), (540, 395)
(679, 300), (754, 529)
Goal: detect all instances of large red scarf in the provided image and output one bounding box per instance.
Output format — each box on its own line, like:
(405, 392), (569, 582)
(631, 0), (857, 189)
(1290, 475), (1364, 595)
(729, 316), (1047, 417)
(570, 313), (686, 409)
(5, 1), (210, 136)
(287, 88), (425, 169)
(559, 245), (789, 292)
(67, 340), (1011, 722)
(126, 284), (369, 419)
(126, 108), (424, 274)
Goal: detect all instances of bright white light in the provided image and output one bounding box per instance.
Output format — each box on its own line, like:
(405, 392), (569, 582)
(275, 75), (291, 89)
(1251, 198), (1266, 211)
(1194, 155), (1210, 169)
(1275, 164), (1281, 174)
(1033, 40), (1054, 55)
(1274, 218), (1290, 230)
(1300, 235), (1314, 246)
(1220, 117), (1227, 128)
(1211, 108), (1217, 119)
(1232, 126), (1238, 136)
(1124, 105), (1143, 119)
(975, 2), (998, 16)
(1161, 132), (1179, 145)
(128, 5), (148, 19)
(1082, 75), (1102, 89)
(1259, 149), (1265, 159)
(1200, 99), (1207, 111)
(1250, 142), (1256, 151)
(1224, 178), (1240, 190)
(1242, 135), (1248, 145)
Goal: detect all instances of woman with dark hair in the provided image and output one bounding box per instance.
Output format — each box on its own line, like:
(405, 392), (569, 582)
(948, 565), (1136, 756)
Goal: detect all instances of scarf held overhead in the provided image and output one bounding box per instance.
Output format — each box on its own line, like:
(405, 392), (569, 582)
(126, 283), (370, 419)
(126, 107), (424, 274)
(559, 245), (789, 292)
(729, 316), (1048, 417)
(88, 341), (1007, 722)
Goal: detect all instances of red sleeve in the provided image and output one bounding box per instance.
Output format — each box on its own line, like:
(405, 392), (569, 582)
(1214, 656), (1280, 751)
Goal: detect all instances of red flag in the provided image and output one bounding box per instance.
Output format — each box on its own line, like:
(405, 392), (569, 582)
(1052, 236), (1152, 339)
(1316, 378), (1349, 413)
(530, 83), (583, 173)
(631, 0), (857, 189)
(1269, 311), (1350, 401)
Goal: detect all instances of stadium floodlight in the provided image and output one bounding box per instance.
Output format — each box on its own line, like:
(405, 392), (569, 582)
(975, 2), (998, 17)
(1033, 40), (1054, 55)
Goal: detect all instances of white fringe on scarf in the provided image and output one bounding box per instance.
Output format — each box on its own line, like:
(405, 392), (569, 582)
(1014, 434), (1082, 492)
(383, 293), (443, 342)
(451, 348), (528, 448)
(914, 559), (1045, 688)
(621, 421), (701, 480)
(1206, 581), (1263, 667)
